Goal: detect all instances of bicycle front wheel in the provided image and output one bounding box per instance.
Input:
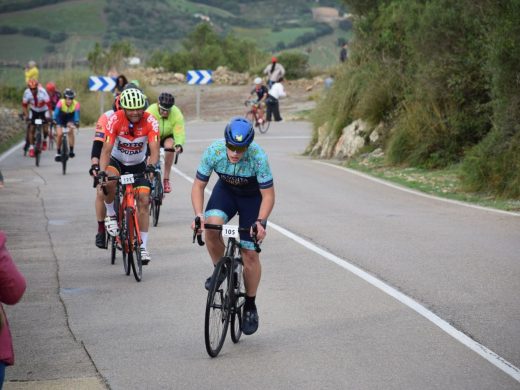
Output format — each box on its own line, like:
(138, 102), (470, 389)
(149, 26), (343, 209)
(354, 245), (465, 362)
(230, 258), (245, 343)
(126, 208), (142, 282)
(258, 119), (270, 134)
(121, 208), (131, 276)
(205, 258), (232, 357)
(151, 174), (162, 227)
(34, 128), (42, 167)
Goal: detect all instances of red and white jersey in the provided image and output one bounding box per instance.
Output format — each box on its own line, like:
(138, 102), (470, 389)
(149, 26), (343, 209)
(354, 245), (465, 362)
(22, 87), (50, 113)
(93, 109), (115, 143)
(105, 110), (159, 166)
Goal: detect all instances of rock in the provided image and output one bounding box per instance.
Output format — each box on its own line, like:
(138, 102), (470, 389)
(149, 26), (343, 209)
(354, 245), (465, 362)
(333, 119), (368, 159)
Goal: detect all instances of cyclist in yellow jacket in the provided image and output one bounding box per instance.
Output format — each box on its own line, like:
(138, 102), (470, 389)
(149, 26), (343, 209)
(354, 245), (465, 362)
(145, 92), (185, 193)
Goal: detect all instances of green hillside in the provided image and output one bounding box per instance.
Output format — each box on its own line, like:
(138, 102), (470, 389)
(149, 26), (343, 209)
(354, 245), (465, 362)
(0, 0), (349, 67)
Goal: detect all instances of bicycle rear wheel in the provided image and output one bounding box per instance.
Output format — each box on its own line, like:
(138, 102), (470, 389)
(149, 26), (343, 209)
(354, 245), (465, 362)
(61, 137), (68, 175)
(230, 258), (245, 343)
(205, 258), (232, 357)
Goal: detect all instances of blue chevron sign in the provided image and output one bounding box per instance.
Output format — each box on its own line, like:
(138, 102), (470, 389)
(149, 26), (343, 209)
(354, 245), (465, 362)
(89, 76), (116, 92)
(186, 70), (212, 85)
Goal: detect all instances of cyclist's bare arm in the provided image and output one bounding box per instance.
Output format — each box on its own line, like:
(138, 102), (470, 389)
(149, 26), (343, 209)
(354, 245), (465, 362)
(255, 186), (275, 241)
(148, 138), (160, 167)
(191, 178), (208, 229)
(99, 142), (114, 172)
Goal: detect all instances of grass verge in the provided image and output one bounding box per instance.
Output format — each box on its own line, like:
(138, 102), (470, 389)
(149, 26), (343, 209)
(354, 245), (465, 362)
(345, 155), (520, 212)
(0, 130), (24, 155)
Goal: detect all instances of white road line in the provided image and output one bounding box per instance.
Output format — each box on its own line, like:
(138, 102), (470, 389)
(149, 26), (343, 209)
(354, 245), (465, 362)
(315, 161), (520, 217)
(173, 164), (520, 383)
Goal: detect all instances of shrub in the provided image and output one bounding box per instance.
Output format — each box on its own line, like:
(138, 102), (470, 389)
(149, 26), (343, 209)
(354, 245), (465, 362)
(277, 52), (309, 79)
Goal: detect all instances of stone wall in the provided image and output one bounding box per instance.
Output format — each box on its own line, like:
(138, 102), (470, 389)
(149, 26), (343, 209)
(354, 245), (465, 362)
(0, 107), (24, 148)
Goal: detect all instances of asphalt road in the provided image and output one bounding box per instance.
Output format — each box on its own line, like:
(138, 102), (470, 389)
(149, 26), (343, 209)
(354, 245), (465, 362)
(0, 120), (519, 390)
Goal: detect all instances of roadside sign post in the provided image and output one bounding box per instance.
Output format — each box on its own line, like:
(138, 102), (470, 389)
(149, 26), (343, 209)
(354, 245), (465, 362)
(88, 76), (116, 115)
(186, 70), (212, 120)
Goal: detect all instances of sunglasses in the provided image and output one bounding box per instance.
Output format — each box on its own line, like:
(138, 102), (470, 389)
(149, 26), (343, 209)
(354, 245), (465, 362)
(158, 105), (171, 112)
(226, 144), (247, 153)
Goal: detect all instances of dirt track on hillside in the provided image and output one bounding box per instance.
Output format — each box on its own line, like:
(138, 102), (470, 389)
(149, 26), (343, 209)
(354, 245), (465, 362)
(152, 81), (318, 122)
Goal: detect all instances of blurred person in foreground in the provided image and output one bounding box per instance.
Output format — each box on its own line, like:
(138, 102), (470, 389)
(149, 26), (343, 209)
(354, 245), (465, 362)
(0, 231), (27, 387)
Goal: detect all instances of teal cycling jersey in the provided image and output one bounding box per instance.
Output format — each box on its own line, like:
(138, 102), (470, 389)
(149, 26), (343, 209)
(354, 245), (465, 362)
(196, 139), (273, 196)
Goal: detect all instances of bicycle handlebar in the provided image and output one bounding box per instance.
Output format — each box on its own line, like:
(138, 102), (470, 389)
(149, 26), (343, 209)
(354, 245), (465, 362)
(192, 217), (261, 252)
(163, 147), (181, 164)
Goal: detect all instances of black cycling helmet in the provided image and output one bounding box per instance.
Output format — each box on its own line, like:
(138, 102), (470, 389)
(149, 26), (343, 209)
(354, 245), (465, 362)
(224, 117), (254, 147)
(63, 88), (75, 99)
(158, 92), (175, 110)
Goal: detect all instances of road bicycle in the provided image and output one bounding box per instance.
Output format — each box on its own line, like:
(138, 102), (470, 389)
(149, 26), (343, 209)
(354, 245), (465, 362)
(105, 171), (148, 282)
(245, 99), (270, 134)
(33, 118), (44, 166)
(58, 123), (76, 175)
(149, 147), (179, 227)
(193, 217), (260, 357)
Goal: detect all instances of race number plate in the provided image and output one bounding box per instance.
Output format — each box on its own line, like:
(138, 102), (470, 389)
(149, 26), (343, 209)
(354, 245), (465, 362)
(222, 225), (239, 239)
(120, 174), (135, 185)
(34, 118), (43, 125)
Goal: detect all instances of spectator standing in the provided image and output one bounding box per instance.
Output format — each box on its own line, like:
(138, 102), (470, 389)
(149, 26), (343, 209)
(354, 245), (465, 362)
(0, 231), (27, 387)
(113, 74), (128, 96)
(263, 57), (285, 88)
(265, 77), (286, 122)
(24, 60), (39, 84)
(340, 43), (348, 63)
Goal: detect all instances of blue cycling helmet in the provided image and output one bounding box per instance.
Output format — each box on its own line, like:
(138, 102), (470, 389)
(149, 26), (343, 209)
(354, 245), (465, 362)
(224, 117), (254, 147)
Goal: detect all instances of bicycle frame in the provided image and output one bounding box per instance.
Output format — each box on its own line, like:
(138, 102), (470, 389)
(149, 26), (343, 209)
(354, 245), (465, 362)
(106, 172), (146, 281)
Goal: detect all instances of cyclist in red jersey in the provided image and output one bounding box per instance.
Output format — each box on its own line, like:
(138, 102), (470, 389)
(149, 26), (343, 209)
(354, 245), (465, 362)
(98, 88), (160, 263)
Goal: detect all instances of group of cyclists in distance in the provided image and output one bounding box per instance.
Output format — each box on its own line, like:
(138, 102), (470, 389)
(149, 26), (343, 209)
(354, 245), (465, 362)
(20, 68), (278, 337)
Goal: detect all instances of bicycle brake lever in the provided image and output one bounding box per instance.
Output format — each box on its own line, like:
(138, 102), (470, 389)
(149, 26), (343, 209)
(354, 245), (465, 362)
(193, 217), (205, 246)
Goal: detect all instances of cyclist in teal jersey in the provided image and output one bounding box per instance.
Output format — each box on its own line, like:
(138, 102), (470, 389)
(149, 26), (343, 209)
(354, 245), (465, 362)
(191, 117), (275, 336)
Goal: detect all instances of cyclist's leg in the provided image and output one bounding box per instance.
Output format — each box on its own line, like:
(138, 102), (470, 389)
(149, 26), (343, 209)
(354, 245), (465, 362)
(28, 111), (36, 146)
(104, 160), (120, 208)
(55, 123), (63, 153)
(162, 137), (174, 181)
(95, 183), (107, 248)
(63, 120), (76, 157)
(236, 192), (262, 298)
(204, 181), (238, 264)
(103, 159), (120, 236)
(132, 162), (151, 260)
(67, 122), (76, 148)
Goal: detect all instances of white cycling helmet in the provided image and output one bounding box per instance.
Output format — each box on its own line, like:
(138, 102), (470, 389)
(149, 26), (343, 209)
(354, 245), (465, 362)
(254, 77), (262, 85)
